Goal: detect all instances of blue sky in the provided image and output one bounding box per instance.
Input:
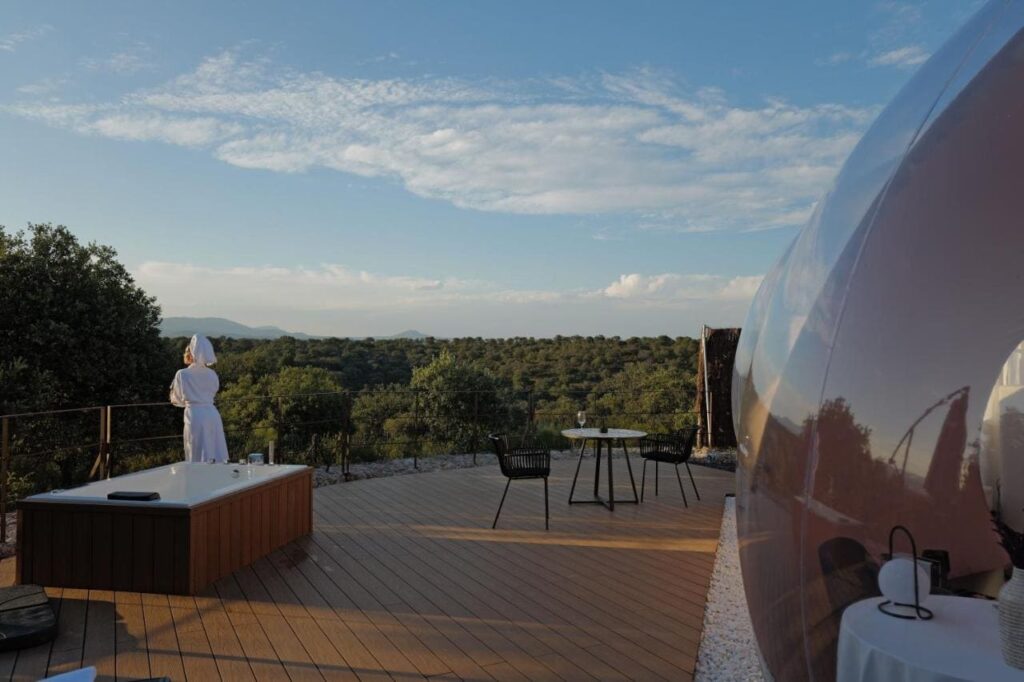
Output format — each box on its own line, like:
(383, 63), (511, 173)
(0, 1), (979, 337)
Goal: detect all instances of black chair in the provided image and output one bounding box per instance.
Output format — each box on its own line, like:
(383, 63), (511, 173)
(489, 433), (551, 530)
(818, 537), (881, 619)
(638, 427), (700, 506)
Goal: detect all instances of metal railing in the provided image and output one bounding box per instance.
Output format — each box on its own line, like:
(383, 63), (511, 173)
(0, 387), (698, 542)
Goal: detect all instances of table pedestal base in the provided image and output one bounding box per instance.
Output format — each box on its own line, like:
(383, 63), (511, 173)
(567, 438), (639, 510)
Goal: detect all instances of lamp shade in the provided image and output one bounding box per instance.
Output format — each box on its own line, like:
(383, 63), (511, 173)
(878, 556), (931, 608)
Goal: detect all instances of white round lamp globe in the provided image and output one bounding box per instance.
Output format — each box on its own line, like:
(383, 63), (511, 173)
(878, 556), (931, 608)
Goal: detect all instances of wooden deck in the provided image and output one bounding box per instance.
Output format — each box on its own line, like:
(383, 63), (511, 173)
(0, 456), (734, 681)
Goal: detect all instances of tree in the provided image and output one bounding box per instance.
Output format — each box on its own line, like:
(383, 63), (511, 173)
(0, 224), (176, 496)
(0, 224), (172, 413)
(411, 349), (519, 454)
(589, 361), (695, 432)
(351, 384), (417, 460)
(218, 365), (345, 462)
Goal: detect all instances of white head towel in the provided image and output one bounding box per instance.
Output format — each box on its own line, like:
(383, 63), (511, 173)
(188, 334), (217, 366)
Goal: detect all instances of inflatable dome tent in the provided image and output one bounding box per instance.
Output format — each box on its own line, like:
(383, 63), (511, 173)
(733, 1), (1024, 679)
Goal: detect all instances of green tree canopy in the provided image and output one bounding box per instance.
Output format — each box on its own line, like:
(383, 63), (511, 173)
(218, 365), (345, 457)
(411, 349), (519, 452)
(0, 223), (172, 413)
(589, 361), (695, 432)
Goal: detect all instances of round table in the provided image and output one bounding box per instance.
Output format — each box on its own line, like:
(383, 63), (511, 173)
(838, 595), (1024, 681)
(561, 428), (646, 510)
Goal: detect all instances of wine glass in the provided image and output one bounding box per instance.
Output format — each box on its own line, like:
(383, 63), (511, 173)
(577, 410), (587, 429)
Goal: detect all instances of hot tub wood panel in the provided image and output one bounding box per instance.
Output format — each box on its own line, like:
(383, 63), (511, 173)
(16, 467), (311, 595)
(188, 468), (312, 589)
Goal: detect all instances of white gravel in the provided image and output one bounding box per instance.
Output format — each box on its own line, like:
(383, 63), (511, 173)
(692, 447), (737, 471)
(313, 452), (502, 486)
(695, 496), (765, 682)
(312, 447), (630, 487)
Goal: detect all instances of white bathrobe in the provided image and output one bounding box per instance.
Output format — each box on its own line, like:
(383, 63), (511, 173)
(170, 335), (230, 463)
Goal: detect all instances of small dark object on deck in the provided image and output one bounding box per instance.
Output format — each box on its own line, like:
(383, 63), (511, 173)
(107, 491), (161, 501)
(0, 584), (57, 652)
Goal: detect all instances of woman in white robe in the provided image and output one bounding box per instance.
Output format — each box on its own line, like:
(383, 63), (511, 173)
(170, 335), (230, 463)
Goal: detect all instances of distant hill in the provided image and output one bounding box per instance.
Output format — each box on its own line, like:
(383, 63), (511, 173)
(390, 329), (428, 340)
(159, 317), (429, 340)
(160, 317), (319, 340)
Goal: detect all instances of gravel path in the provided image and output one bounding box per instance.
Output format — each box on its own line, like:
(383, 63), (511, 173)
(695, 496), (765, 682)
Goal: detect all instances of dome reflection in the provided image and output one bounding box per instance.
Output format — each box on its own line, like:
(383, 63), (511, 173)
(733, 2), (1024, 679)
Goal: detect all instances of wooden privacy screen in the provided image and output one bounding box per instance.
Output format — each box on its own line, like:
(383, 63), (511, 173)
(695, 326), (740, 449)
(16, 467), (312, 595)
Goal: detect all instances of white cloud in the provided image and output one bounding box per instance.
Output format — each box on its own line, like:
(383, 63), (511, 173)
(603, 273), (763, 302)
(820, 52), (855, 66)
(81, 49), (155, 75)
(0, 25), (52, 53)
(16, 77), (67, 95)
(4, 51), (877, 231)
(89, 113), (243, 146)
(135, 261), (462, 311)
(867, 45), (930, 68)
(135, 260), (763, 335)
(821, 2), (937, 71)
(718, 275), (765, 300)
(356, 52), (401, 66)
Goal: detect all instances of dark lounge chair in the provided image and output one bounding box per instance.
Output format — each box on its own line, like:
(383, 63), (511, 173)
(0, 585), (57, 653)
(488, 433), (551, 530)
(638, 426), (700, 506)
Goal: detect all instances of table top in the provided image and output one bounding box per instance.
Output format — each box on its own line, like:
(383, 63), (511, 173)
(838, 595), (1023, 682)
(561, 428), (647, 440)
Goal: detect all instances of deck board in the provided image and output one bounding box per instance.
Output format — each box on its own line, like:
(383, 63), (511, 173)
(0, 457), (731, 680)
(168, 595), (222, 681)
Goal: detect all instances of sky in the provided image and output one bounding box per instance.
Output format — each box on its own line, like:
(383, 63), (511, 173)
(0, 1), (981, 338)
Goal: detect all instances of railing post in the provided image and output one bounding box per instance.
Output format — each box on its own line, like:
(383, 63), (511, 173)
(413, 389), (419, 470)
(473, 391), (479, 466)
(343, 431), (352, 481)
(1, 416), (9, 544)
(104, 405), (112, 479)
(276, 396), (284, 464)
(342, 391), (351, 481)
(525, 389), (535, 440)
(90, 406), (108, 480)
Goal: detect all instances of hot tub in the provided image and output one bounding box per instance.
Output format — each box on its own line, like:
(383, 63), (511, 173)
(16, 463), (312, 595)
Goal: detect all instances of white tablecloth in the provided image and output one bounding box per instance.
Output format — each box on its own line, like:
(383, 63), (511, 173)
(838, 596), (1024, 681)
